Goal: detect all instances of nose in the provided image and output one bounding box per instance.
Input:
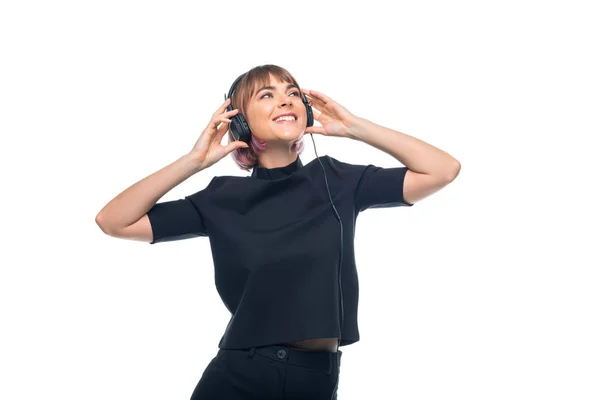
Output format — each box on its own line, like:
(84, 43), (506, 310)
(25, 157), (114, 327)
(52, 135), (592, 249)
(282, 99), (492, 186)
(279, 94), (293, 107)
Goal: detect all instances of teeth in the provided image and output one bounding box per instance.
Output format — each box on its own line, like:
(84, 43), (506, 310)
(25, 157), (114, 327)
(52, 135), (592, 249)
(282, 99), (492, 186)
(275, 115), (296, 122)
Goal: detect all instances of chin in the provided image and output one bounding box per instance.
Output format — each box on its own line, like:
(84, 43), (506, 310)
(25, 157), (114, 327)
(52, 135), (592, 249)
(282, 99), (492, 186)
(276, 130), (303, 141)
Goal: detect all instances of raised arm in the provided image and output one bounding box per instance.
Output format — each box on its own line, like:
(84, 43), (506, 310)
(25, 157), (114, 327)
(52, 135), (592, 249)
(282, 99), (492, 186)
(301, 88), (461, 205)
(95, 97), (248, 242)
(95, 153), (205, 242)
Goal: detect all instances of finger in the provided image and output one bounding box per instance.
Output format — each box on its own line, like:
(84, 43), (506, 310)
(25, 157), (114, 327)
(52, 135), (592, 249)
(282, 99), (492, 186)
(217, 121), (230, 137)
(305, 89), (330, 105)
(218, 117), (235, 137)
(301, 89), (317, 105)
(218, 118), (231, 128)
(226, 139), (249, 152)
(214, 98), (232, 117)
(222, 108), (239, 117)
(302, 88), (329, 105)
(312, 108), (322, 120)
(303, 93), (324, 110)
(212, 115), (232, 127)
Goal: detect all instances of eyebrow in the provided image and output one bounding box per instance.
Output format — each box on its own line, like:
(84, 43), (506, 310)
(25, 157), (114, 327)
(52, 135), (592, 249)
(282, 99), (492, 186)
(256, 84), (298, 95)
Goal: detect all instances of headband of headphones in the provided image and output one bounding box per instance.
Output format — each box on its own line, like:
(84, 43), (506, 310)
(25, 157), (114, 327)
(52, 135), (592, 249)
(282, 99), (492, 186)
(224, 72), (314, 143)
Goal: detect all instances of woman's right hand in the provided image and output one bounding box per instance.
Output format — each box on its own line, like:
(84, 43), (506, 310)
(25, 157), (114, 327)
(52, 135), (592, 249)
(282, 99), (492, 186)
(189, 98), (249, 170)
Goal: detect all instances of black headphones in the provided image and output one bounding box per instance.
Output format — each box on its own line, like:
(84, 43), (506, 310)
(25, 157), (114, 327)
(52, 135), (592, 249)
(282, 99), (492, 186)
(224, 72), (314, 143)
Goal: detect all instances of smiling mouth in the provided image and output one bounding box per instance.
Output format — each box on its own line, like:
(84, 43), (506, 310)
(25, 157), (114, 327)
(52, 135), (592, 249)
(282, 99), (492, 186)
(273, 118), (298, 124)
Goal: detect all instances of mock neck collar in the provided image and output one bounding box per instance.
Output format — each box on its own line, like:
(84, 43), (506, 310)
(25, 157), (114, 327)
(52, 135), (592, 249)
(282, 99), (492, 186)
(251, 155), (303, 180)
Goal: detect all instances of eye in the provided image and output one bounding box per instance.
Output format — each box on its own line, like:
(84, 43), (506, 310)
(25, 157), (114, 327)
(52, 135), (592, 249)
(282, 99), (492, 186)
(260, 91), (301, 99)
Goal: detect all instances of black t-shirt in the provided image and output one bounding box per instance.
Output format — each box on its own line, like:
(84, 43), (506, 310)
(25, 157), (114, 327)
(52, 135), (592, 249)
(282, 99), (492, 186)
(147, 155), (413, 349)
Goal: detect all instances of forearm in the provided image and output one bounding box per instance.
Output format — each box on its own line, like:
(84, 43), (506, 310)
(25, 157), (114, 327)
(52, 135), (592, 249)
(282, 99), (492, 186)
(348, 117), (460, 179)
(95, 152), (205, 234)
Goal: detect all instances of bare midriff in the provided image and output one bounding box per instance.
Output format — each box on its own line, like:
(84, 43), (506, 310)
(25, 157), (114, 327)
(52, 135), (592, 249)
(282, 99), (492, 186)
(280, 337), (340, 353)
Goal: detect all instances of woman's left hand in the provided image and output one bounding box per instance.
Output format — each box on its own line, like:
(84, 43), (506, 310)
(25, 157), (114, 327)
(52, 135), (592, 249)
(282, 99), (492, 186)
(301, 89), (360, 139)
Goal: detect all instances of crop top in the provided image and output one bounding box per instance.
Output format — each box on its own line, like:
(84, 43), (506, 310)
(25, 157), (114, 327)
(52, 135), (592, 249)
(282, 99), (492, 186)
(146, 155), (413, 349)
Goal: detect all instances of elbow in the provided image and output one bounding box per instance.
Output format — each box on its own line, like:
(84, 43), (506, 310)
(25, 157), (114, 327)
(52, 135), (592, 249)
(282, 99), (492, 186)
(446, 160), (461, 182)
(95, 213), (113, 236)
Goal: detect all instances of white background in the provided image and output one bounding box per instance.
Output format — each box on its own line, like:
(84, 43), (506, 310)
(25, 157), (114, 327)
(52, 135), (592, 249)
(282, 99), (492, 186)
(1, 0), (599, 399)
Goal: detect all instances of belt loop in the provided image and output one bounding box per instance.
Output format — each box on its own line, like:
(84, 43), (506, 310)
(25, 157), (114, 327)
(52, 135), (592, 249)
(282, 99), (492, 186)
(248, 347), (256, 358)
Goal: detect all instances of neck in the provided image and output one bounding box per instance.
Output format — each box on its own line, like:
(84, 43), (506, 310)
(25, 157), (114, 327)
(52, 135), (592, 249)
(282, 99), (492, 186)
(256, 147), (299, 169)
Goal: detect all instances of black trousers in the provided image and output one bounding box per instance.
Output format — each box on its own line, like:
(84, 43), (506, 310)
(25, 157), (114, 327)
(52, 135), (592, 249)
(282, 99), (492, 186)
(190, 344), (343, 399)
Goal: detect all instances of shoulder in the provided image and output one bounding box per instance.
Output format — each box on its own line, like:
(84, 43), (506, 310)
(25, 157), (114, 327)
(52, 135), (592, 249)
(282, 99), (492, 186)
(318, 155), (370, 178)
(315, 155), (356, 170)
(199, 174), (258, 195)
(185, 175), (229, 202)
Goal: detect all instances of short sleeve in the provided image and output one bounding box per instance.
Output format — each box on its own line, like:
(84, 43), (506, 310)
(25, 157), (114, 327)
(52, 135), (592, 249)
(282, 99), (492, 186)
(147, 193), (208, 245)
(355, 165), (414, 212)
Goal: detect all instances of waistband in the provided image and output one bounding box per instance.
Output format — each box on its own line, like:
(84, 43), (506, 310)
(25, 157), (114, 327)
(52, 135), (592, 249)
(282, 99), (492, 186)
(219, 344), (342, 375)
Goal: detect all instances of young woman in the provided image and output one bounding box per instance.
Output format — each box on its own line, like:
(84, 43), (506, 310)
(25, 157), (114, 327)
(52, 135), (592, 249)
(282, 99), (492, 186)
(96, 64), (460, 399)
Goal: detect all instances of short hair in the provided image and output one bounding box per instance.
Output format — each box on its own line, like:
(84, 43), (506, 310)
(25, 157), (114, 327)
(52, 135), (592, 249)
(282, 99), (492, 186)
(228, 65), (305, 171)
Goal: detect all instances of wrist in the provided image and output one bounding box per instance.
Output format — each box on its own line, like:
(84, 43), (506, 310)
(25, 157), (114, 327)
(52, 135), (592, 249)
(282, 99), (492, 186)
(347, 117), (369, 141)
(183, 152), (206, 173)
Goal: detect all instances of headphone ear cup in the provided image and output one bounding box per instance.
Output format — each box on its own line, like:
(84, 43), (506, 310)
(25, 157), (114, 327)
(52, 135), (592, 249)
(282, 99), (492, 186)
(230, 114), (251, 143)
(302, 93), (314, 127)
(305, 103), (314, 127)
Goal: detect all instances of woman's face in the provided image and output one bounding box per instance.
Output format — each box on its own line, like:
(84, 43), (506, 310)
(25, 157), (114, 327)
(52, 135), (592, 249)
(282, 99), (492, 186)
(244, 74), (307, 145)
